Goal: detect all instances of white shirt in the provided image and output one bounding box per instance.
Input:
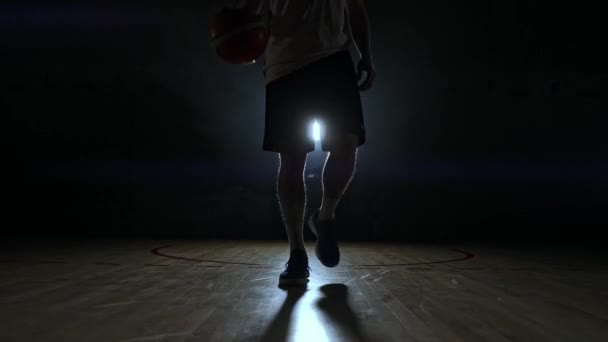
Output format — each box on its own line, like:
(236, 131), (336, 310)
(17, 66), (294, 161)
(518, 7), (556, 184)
(263, 0), (352, 84)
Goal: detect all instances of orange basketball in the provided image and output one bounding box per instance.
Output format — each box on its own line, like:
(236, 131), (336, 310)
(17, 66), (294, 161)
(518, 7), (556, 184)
(210, 8), (269, 65)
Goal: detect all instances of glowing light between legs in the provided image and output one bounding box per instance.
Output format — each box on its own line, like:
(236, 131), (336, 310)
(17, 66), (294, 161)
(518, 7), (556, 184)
(312, 120), (321, 142)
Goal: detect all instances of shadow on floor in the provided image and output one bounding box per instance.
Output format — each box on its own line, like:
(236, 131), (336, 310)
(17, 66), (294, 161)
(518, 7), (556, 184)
(317, 283), (368, 342)
(259, 285), (307, 342)
(259, 283), (367, 342)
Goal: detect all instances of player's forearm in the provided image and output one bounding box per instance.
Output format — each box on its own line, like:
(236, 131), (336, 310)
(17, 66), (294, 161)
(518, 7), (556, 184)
(348, 5), (373, 60)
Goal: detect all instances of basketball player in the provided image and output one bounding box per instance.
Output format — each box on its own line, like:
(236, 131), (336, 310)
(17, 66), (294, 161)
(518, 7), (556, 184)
(243, 0), (375, 285)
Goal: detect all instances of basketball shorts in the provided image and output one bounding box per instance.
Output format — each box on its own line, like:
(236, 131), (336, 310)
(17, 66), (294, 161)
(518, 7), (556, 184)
(263, 49), (366, 153)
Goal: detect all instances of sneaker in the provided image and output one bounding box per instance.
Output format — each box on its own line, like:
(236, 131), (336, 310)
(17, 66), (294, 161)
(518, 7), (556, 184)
(308, 209), (340, 267)
(279, 249), (310, 286)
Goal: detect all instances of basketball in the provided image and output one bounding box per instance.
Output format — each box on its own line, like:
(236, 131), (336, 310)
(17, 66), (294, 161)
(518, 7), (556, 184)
(210, 7), (269, 65)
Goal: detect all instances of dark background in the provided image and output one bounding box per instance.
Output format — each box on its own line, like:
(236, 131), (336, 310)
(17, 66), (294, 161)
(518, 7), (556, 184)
(2, 1), (607, 242)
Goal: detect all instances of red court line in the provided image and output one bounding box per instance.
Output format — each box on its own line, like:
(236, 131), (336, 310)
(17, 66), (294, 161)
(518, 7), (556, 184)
(151, 245), (476, 267)
(356, 249), (475, 267)
(150, 245), (260, 266)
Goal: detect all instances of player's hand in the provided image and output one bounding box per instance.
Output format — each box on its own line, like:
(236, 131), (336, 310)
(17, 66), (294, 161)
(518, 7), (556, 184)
(356, 56), (375, 91)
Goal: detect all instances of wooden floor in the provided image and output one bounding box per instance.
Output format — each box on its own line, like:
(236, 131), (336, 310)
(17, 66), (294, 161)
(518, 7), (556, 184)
(1, 239), (607, 342)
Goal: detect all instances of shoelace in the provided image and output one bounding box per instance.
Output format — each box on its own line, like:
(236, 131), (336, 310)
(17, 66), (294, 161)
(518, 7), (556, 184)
(284, 261), (312, 273)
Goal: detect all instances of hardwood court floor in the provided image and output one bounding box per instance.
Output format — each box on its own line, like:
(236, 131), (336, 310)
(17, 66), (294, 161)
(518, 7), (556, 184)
(1, 239), (607, 342)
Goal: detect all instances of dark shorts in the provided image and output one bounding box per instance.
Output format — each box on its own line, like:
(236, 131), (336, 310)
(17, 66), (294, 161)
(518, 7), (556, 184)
(263, 49), (366, 153)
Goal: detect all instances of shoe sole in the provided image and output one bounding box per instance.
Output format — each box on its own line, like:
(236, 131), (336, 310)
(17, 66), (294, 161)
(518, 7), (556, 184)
(308, 212), (339, 268)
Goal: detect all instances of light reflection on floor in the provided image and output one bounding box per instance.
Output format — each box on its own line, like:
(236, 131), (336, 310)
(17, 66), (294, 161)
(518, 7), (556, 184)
(291, 292), (331, 342)
(267, 277), (362, 342)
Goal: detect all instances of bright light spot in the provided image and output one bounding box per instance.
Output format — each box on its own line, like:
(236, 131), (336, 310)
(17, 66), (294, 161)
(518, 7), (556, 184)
(312, 120), (321, 142)
(291, 293), (330, 342)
